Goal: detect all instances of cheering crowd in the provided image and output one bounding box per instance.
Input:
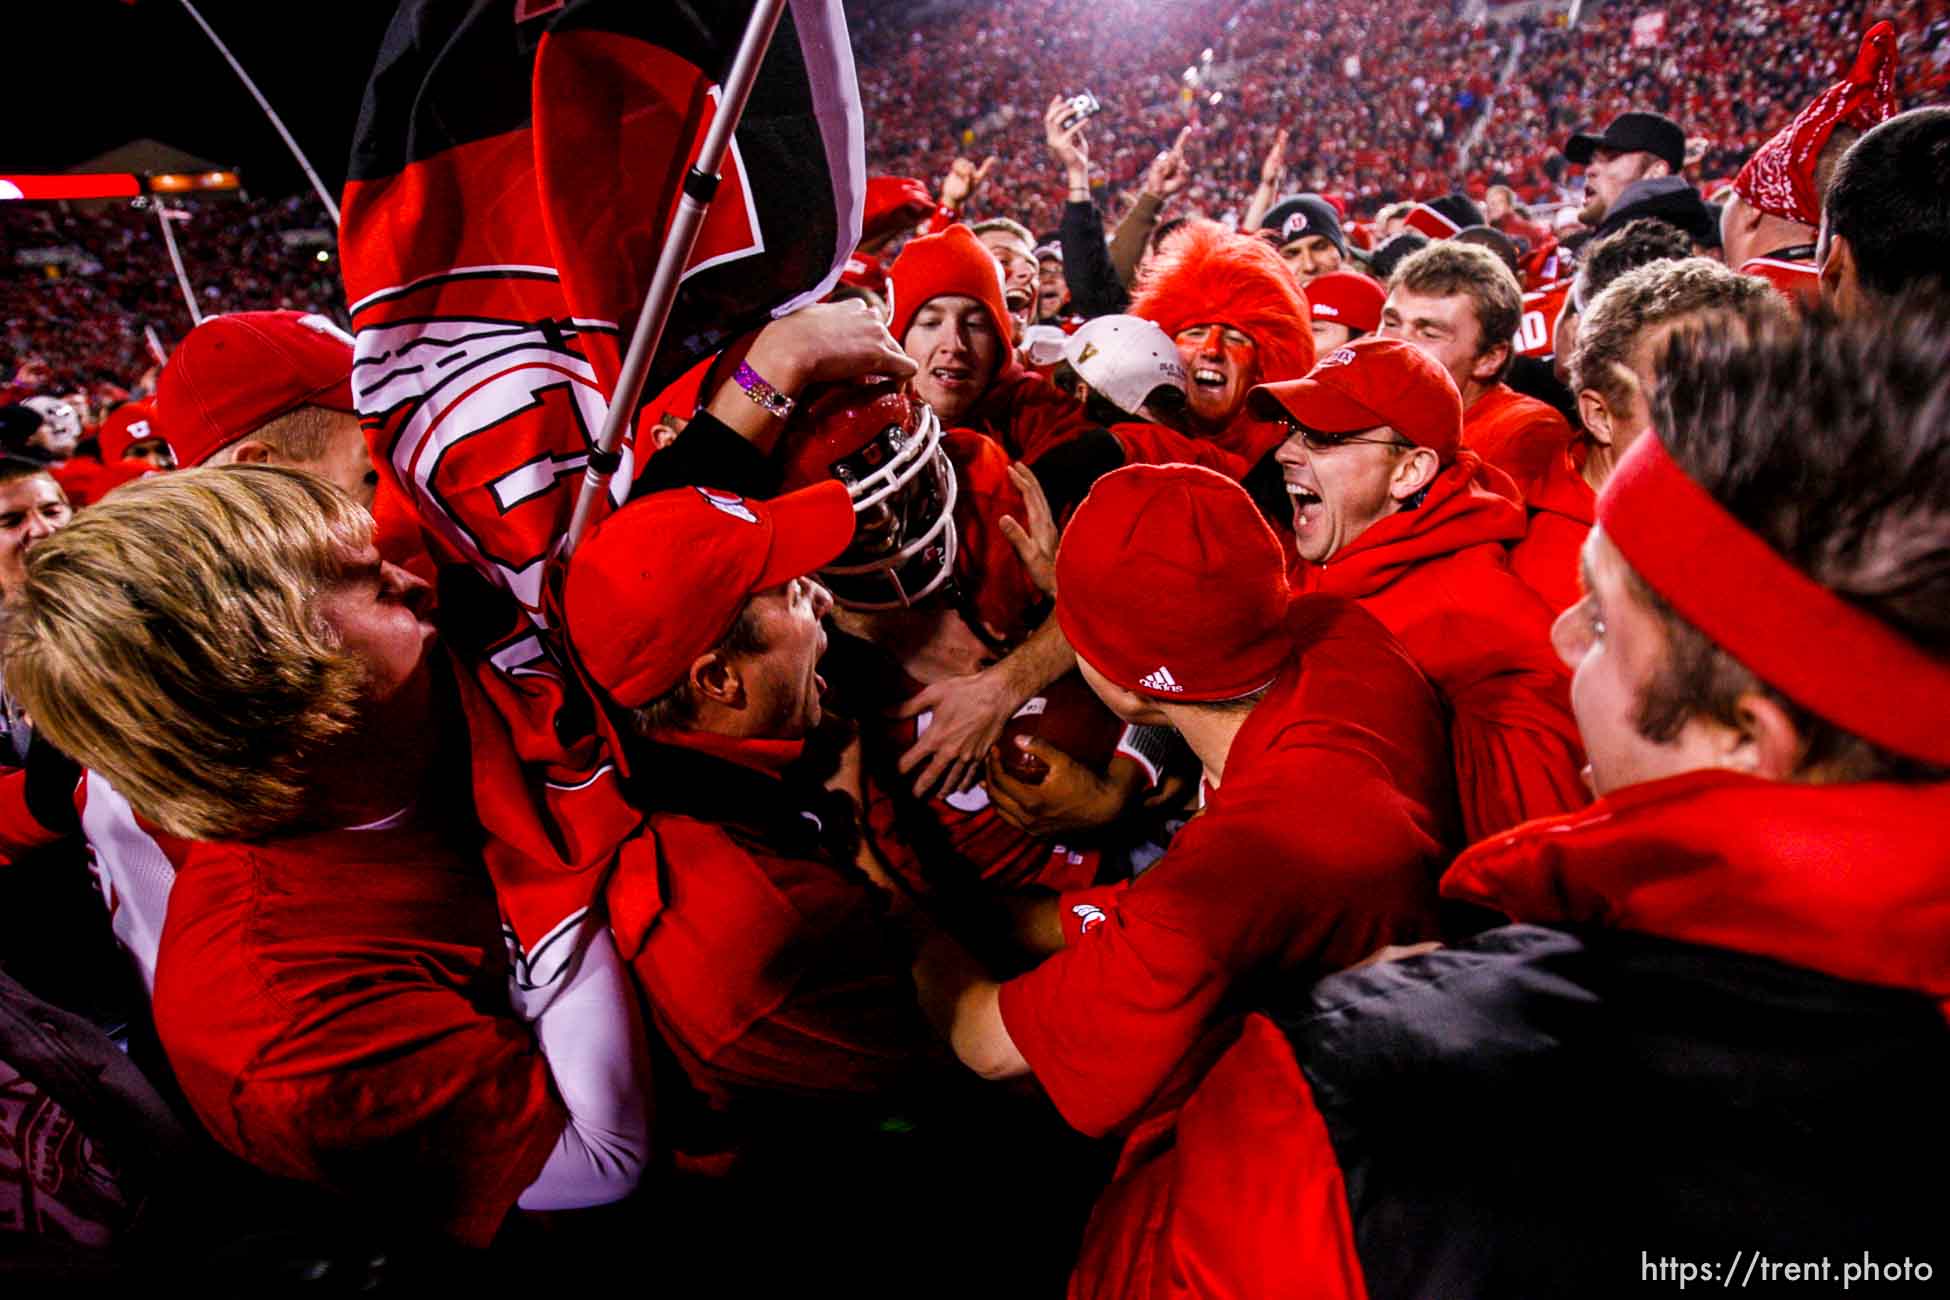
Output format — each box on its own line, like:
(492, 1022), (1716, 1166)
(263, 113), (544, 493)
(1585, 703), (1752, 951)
(3, 1), (1949, 1293)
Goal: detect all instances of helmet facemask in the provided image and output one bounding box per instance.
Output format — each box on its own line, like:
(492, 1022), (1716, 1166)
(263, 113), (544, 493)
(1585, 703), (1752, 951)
(817, 400), (959, 610)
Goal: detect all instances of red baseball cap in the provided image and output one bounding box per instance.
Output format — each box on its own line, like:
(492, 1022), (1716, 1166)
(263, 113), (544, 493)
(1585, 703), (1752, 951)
(885, 224), (1015, 349)
(155, 311), (357, 467)
(1249, 336), (1464, 463)
(97, 399), (167, 464)
(1302, 271), (1386, 335)
(563, 481), (856, 709)
(1055, 464), (1291, 702)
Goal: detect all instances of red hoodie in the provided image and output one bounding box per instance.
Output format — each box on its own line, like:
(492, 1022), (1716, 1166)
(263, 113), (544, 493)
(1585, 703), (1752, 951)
(1465, 381), (1572, 493)
(1291, 452), (1588, 842)
(1504, 438), (1595, 617)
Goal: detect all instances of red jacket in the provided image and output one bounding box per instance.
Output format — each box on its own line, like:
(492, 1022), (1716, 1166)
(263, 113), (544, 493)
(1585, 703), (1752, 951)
(996, 597), (1449, 1137)
(1071, 771), (1950, 1299)
(1291, 452), (1588, 842)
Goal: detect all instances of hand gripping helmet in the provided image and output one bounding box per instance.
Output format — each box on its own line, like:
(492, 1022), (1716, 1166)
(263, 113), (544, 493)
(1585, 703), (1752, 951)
(779, 379), (959, 610)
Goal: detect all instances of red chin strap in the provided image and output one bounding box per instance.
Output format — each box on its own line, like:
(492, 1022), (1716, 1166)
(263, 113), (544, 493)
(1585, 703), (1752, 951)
(1598, 433), (1950, 767)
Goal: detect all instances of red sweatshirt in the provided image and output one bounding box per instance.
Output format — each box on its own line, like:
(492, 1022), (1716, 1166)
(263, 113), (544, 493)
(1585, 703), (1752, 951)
(1291, 451), (1588, 842)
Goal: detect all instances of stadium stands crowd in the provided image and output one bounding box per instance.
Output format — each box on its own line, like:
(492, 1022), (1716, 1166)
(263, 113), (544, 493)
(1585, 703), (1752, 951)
(3, 0), (1949, 1292)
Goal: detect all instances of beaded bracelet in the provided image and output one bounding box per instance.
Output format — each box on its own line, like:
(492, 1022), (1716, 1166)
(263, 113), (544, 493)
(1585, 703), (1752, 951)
(734, 360), (793, 419)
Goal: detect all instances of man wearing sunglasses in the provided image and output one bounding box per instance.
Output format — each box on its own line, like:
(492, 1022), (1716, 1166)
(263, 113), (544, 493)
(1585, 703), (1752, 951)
(1252, 338), (1587, 844)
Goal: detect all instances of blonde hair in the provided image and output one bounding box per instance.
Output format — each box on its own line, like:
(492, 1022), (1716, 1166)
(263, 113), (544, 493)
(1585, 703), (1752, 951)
(4, 466), (373, 840)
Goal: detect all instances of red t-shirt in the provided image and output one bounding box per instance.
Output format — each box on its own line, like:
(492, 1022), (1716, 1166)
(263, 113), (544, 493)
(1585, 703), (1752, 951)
(152, 818), (565, 1247)
(996, 596), (1449, 1137)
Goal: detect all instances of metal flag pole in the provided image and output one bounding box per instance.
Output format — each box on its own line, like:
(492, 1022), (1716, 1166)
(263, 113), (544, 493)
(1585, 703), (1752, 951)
(562, 0), (792, 556)
(154, 201), (203, 326)
(176, 0), (343, 226)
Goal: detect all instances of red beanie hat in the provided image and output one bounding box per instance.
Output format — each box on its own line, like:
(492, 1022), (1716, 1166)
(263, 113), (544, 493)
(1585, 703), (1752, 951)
(886, 224), (1015, 349)
(1056, 463), (1291, 702)
(1129, 219), (1316, 387)
(1733, 22), (1900, 227)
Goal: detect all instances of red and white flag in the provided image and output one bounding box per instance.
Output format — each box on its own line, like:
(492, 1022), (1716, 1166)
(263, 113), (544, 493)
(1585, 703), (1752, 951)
(339, 0), (865, 970)
(1631, 11), (1668, 48)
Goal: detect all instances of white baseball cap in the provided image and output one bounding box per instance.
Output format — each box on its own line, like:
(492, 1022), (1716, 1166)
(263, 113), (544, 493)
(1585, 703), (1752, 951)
(1061, 315), (1188, 420)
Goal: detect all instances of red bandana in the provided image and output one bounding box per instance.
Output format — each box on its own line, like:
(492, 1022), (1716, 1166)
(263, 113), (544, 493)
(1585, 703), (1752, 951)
(1598, 433), (1950, 767)
(1732, 22), (1900, 227)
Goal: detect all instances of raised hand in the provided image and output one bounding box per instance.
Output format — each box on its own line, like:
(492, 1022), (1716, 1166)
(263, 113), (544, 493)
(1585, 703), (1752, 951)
(997, 462), (1059, 597)
(941, 155), (999, 210)
(1144, 126), (1196, 199)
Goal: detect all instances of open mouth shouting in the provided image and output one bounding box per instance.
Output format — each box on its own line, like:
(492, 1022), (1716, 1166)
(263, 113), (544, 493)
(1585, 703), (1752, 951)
(1285, 477), (1323, 538)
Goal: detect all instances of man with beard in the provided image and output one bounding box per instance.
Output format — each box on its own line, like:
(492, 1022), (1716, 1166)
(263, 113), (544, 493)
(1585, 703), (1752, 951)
(1565, 111), (1715, 246)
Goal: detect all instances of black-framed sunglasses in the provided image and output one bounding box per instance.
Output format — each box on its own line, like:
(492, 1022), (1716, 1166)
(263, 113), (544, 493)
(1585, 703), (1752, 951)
(1281, 420), (1412, 453)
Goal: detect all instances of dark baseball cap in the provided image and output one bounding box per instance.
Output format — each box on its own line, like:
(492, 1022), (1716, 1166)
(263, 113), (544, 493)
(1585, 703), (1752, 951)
(0, 404), (57, 468)
(1261, 194), (1347, 256)
(1565, 112), (1686, 172)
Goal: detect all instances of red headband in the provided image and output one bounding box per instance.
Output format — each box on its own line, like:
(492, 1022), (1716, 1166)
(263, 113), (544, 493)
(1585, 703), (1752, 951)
(1598, 434), (1950, 766)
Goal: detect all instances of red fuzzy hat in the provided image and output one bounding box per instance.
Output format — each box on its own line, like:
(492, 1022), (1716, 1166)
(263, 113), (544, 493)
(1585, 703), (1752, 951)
(885, 224), (1015, 348)
(1734, 22), (1900, 228)
(1128, 220), (1315, 388)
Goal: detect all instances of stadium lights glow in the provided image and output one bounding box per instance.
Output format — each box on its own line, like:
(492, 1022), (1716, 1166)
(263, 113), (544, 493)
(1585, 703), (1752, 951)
(316, 250), (332, 262)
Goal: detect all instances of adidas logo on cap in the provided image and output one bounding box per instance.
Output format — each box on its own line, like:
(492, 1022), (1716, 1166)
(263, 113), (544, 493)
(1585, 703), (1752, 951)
(1139, 665), (1184, 693)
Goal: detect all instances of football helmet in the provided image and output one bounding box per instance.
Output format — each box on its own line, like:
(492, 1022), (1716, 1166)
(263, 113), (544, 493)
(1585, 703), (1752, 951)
(780, 379), (958, 609)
